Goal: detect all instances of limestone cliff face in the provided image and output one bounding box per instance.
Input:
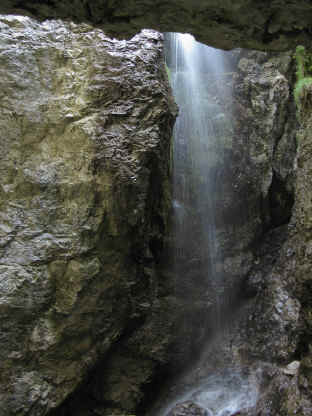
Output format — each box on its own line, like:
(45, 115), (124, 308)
(1, 0), (312, 52)
(0, 15), (176, 415)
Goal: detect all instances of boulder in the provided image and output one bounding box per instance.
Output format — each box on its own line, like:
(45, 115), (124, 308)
(167, 401), (211, 416)
(0, 15), (176, 416)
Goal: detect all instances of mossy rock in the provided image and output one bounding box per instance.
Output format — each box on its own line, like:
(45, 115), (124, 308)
(294, 45), (312, 121)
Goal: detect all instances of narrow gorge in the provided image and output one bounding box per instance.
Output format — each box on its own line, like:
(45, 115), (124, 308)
(0, 3), (312, 416)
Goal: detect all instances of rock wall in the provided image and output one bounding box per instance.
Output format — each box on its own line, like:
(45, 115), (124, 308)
(2, 12), (312, 416)
(147, 45), (302, 416)
(247, 81), (312, 416)
(0, 15), (176, 416)
(157, 45), (298, 370)
(224, 51), (312, 416)
(1, 0), (312, 52)
(200, 49), (309, 415)
(187, 50), (312, 416)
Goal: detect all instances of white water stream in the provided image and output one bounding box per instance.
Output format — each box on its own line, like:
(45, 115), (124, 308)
(169, 32), (226, 321)
(155, 33), (259, 416)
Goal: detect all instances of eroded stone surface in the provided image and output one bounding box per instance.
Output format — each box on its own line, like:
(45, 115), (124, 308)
(0, 15), (176, 415)
(167, 401), (210, 416)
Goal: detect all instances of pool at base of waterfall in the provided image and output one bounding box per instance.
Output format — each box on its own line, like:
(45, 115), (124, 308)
(163, 370), (258, 416)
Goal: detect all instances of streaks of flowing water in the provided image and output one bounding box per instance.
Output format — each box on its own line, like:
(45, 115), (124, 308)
(157, 33), (258, 416)
(168, 32), (229, 327)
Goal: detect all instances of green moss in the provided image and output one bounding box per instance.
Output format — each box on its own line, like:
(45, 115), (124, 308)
(165, 63), (171, 83)
(294, 45), (312, 121)
(294, 77), (312, 108)
(295, 45), (306, 81)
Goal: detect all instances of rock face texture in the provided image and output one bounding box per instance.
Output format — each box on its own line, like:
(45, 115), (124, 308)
(1, 0), (312, 52)
(159, 45), (298, 372)
(167, 401), (209, 416)
(2, 10), (312, 416)
(224, 51), (312, 416)
(164, 49), (312, 416)
(0, 15), (176, 416)
(149, 49), (300, 416)
(248, 89), (312, 416)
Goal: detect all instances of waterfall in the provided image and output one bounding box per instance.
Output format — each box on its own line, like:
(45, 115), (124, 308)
(153, 33), (259, 416)
(168, 32), (230, 330)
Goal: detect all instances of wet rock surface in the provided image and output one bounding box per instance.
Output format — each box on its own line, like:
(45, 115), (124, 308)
(1, 0), (312, 51)
(148, 49), (301, 416)
(160, 47), (298, 372)
(0, 15), (176, 416)
(2, 11), (312, 416)
(195, 51), (312, 416)
(167, 401), (209, 416)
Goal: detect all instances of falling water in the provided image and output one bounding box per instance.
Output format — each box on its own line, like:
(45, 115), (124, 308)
(168, 32), (231, 327)
(152, 33), (259, 416)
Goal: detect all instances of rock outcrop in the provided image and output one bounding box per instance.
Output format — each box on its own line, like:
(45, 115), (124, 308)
(248, 79), (312, 416)
(0, 15), (176, 415)
(188, 49), (312, 416)
(223, 51), (312, 416)
(167, 401), (209, 416)
(147, 48), (300, 416)
(159, 45), (298, 370)
(1, 0), (312, 52)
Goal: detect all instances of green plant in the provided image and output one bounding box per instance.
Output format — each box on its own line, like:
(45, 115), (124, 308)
(294, 45), (312, 120)
(294, 77), (312, 110)
(165, 63), (171, 83)
(295, 45), (306, 81)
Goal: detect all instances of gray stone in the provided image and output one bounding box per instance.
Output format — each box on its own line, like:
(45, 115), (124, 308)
(0, 15), (176, 416)
(167, 401), (211, 416)
(283, 361), (300, 376)
(1, 9), (312, 416)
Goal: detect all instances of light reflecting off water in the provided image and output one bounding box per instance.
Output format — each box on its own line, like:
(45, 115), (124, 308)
(169, 31), (229, 330)
(153, 33), (258, 416)
(162, 370), (258, 416)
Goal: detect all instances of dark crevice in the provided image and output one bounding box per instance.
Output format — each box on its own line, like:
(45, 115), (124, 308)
(243, 224), (290, 299)
(263, 26), (312, 45)
(262, 12), (276, 44)
(84, 1), (93, 22)
(48, 312), (148, 416)
(13, 0), (57, 18)
(136, 363), (173, 415)
(268, 171), (294, 228)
